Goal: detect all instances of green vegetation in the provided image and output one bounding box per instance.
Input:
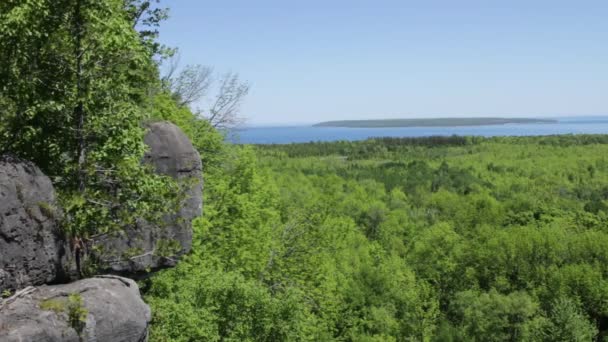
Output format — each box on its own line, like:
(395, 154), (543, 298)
(39, 294), (88, 335)
(0, 0), (179, 238)
(40, 298), (66, 314)
(154, 239), (182, 258)
(123, 247), (146, 260)
(146, 134), (608, 341)
(37, 202), (57, 219)
(67, 293), (88, 336)
(3, 1), (607, 341)
(314, 117), (557, 128)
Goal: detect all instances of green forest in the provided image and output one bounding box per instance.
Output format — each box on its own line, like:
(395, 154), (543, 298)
(145, 135), (608, 341)
(2, 1), (608, 341)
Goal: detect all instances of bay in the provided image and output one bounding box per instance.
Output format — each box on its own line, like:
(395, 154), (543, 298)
(230, 116), (608, 144)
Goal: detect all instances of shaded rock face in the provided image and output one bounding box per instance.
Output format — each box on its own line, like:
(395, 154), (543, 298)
(144, 121), (203, 237)
(0, 122), (202, 341)
(91, 121), (203, 276)
(0, 276), (150, 342)
(0, 156), (64, 292)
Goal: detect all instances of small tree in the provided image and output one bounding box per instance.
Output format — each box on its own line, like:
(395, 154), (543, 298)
(207, 72), (250, 129)
(547, 297), (598, 341)
(163, 55), (250, 129)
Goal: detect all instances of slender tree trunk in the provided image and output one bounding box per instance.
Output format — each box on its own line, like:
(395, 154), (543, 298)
(74, 0), (86, 194)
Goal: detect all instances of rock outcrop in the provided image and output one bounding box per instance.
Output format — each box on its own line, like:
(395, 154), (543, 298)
(0, 121), (203, 342)
(0, 276), (150, 342)
(90, 122), (203, 276)
(0, 156), (64, 293)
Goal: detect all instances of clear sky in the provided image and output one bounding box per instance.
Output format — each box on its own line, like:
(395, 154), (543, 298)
(158, 0), (608, 125)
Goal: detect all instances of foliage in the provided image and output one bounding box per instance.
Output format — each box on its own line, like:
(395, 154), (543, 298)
(3, 1), (608, 340)
(546, 297), (598, 341)
(162, 55), (250, 129)
(67, 293), (88, 336)
(154, 239), (182, 258)
(39, 294), (89, 336)
(146, 134), (608, 341)
(0, 0), (179, 237)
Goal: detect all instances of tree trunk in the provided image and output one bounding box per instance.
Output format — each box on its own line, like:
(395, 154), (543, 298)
(74, 0), (86, 194)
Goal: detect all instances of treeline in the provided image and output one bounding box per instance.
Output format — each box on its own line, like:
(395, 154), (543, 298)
(529, 134), (608, 146)
(256, 135), (474, 158)
(256, 134), (608, 160)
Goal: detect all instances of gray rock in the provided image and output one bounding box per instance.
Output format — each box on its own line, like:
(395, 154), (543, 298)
(91, 122), (202, 276)
(0, 156), (65, 292)
(0, 275), (150, 342)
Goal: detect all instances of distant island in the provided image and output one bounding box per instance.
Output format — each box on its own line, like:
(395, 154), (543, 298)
(313, 117), (558, 128)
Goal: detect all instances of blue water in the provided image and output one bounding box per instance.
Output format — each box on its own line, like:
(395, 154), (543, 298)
(230, 116), (608, 144)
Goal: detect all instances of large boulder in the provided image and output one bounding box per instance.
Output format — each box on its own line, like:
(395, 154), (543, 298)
(91, 122), (202, 276)
(143, 121), (203, 238)
(0, 155), (65, 292)
(0, 275), (150, 342)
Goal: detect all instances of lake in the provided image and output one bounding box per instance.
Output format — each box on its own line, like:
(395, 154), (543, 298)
(230, 116), (608, 144)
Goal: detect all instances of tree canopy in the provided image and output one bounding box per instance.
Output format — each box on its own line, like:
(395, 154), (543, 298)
(145, 135), (608, 341)
(0, 0), (177, 236)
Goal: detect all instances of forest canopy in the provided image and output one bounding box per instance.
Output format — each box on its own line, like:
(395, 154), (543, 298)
(146, 135), (608, 341)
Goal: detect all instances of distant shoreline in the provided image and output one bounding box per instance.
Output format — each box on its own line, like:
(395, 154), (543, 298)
(313, 117), (558, 128)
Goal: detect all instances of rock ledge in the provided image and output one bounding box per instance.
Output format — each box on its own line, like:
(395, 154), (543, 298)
(0, 276), (150, 342)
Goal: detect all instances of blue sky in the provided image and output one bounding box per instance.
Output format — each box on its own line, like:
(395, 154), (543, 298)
(159, 0), (608, 125)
